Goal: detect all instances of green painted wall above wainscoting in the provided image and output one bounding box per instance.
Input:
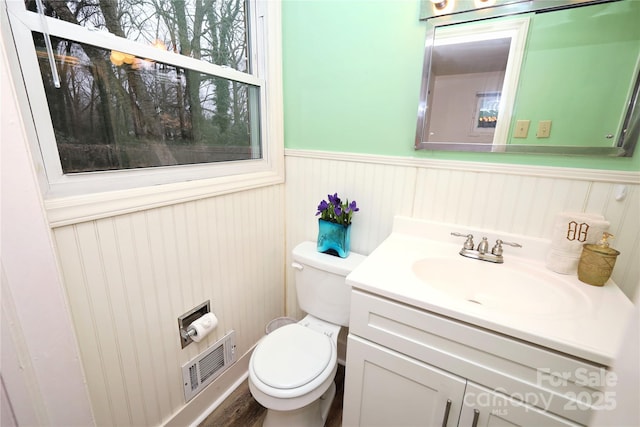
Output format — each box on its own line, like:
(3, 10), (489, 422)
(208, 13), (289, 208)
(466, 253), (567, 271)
(507, 1), (640, 149)
(281, 0), (640, 171)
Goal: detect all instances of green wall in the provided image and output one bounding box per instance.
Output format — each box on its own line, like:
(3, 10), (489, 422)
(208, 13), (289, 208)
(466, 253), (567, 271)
(508, 1), (640, 148)
(282, 0), (640, 171)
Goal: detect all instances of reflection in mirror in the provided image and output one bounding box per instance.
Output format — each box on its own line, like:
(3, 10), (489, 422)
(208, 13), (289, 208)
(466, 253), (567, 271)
(424, 18), (529, 152)
(415, 0), (640, 157)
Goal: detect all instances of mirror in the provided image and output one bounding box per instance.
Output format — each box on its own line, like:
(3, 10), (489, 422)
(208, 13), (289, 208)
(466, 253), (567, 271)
(415, 0), (640, 156)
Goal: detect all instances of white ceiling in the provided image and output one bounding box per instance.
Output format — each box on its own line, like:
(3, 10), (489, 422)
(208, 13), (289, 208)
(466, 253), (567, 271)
(432, 37), (511, 75)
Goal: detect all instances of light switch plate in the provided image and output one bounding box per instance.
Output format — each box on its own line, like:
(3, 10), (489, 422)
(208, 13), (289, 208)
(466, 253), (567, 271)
(537, 120), (552, 138)
(513, 120), (530, 138)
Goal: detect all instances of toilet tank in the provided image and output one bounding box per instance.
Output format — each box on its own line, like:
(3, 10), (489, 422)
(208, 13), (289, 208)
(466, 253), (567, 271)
(292, 241), (366, 326)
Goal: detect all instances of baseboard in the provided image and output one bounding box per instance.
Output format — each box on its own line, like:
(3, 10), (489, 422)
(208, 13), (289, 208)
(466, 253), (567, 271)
(163, 348), (253, 427)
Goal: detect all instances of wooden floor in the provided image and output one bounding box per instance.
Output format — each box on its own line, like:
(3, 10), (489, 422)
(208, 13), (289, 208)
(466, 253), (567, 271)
(199, 364), (345, 427)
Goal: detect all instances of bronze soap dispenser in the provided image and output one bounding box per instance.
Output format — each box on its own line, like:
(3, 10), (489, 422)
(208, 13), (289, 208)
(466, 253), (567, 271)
(577, 232), (620, 286)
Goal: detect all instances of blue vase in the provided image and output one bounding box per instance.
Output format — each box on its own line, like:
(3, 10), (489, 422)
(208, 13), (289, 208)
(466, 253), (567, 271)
(317, 219), (351, 258)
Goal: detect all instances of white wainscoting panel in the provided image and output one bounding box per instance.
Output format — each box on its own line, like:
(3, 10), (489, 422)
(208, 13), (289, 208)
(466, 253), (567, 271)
(52, 185), (285, 427)
(49, 150), (639, 426)
(285, 152), (639, 317)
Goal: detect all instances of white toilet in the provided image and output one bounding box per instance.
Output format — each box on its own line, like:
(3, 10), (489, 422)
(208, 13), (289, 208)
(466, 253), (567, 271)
(248, 241), (366, 427)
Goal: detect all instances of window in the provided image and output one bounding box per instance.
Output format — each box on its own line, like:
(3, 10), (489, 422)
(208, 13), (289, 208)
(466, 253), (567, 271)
(5, 0), (283, 215)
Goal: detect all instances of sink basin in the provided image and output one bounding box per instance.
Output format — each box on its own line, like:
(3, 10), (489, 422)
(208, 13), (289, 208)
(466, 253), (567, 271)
(412, 256), (591, 316)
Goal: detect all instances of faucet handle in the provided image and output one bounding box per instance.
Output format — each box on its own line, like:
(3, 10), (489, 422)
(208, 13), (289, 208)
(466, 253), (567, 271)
(491, 239), (522, 256)
(451, 232), (474, 249)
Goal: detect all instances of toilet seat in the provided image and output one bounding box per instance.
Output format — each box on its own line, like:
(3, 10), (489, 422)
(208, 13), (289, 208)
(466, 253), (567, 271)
(250, 323), (336, 399)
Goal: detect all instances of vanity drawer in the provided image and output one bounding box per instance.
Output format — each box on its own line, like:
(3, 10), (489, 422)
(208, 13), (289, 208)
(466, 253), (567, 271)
(349, 290), (606, 424)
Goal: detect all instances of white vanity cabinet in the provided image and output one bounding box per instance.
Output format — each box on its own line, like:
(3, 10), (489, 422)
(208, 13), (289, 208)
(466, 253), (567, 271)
(345, 335), (466, 426)
(343, 290), (604, 427)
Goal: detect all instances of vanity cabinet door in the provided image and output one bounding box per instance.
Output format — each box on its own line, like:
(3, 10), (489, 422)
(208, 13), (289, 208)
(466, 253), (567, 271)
(459, 383), (581, 427)
(343, 335), (467, 427)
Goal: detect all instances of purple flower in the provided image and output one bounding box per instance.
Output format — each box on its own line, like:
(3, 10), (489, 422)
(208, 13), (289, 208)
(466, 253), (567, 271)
(316, 192), (360, 225)
(316, 200), (329, 215)
(345, 200), (359, 213)
(327, 193), (341, 206)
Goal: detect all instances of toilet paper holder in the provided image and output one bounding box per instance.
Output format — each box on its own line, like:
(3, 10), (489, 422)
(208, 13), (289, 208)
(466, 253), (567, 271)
(181, 327), (197, 340)
(178, 300), (210, 348)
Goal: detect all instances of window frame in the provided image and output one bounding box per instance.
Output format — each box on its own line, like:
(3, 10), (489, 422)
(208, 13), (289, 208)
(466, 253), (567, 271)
(3, 0), (284, 226)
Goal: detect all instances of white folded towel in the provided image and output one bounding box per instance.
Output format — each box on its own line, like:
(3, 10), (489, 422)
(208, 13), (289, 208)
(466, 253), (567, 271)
(545, 212), (610, 274)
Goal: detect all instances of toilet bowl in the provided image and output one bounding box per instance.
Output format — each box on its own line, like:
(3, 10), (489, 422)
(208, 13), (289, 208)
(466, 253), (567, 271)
(249, 316), (340, 426)
(248, 241), (366, 427)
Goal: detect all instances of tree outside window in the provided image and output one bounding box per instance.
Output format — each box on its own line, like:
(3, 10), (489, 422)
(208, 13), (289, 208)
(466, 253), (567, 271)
(26, 0), (261, 173)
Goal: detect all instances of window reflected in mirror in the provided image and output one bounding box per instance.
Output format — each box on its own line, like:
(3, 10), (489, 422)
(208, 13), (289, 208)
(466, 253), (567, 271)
(419, 17), (529, 152)
(426, 37), (510, 147)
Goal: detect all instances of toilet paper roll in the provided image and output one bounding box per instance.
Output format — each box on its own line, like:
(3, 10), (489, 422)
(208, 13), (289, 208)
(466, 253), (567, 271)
(189, 313), (218, 342)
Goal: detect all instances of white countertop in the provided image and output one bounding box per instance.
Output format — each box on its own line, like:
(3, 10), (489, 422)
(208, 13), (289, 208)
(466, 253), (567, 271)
(346, 217), (634, 366)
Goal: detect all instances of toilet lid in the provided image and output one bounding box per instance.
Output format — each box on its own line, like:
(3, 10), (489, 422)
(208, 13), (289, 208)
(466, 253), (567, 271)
(252, 324), (332, 389)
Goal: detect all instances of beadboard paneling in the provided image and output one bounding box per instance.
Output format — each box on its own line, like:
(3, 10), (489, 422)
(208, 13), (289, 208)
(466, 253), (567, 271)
(52, 185), (285, 427)
(49, 152), (639, 427)
(285, 153), (639, 317)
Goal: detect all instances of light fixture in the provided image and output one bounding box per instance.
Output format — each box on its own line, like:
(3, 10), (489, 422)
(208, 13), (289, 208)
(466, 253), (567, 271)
(429, 0), (456, 14)
(110, 39), (166, 68)
(152, 39), (167, 51)
(110, 50), (125, 66)
(430, 0), (448, 10)
(109, 51), (136, 66)
(474, 0), (497, 7)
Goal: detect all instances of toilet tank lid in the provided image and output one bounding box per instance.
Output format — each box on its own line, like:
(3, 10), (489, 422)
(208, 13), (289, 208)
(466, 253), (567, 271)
(292, 241), (366, 276)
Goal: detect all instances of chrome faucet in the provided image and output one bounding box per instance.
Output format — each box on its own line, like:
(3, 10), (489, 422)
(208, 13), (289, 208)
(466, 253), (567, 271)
(451, 232), (521, 263)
